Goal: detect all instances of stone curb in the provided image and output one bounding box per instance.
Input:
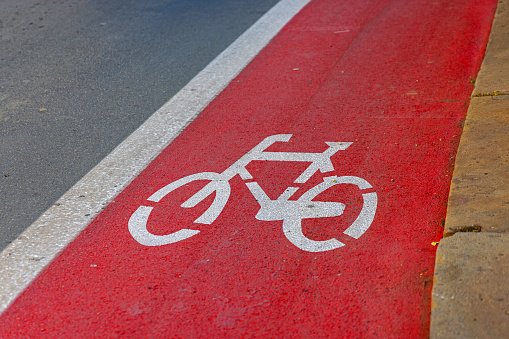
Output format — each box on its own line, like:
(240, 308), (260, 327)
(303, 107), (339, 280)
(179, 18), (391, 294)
(430, 0), (509, 337)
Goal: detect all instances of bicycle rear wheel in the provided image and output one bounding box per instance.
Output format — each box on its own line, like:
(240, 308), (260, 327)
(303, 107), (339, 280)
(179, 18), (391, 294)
(128, 172), (230, 246)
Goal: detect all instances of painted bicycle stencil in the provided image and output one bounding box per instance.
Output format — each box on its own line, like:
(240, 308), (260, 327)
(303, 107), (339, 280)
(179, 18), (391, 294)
(128, 134), (377, 252)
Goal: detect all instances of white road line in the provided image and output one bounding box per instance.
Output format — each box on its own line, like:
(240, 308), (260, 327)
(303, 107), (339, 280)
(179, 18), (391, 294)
(0, 0), (312, 313)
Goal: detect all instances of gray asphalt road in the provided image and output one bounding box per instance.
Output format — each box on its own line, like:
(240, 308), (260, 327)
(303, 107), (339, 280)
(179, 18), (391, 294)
(0, 0), (280, 251)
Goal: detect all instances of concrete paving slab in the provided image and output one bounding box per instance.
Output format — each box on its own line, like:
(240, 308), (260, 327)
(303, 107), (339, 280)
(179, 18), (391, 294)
(473, 0), (509, 94)
(445, 96), (509, 234)
(431, 233), (509, 339)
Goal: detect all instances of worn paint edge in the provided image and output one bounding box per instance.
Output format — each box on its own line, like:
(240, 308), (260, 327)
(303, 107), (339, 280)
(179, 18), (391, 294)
(0, 0), (312, 313)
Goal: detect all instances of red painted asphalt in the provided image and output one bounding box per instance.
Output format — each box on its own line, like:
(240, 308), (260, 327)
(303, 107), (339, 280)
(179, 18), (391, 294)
(0, 0), (497, 337)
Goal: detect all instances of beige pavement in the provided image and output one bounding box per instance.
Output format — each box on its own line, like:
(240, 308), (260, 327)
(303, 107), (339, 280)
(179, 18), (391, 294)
(430, 0), (509, 337)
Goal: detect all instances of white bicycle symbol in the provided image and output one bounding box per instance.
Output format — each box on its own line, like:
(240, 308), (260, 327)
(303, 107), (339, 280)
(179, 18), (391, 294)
(128, 134), (377, 252)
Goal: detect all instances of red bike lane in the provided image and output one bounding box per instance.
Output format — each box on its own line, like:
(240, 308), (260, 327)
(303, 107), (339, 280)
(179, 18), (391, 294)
(0, 0), (497, 337)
